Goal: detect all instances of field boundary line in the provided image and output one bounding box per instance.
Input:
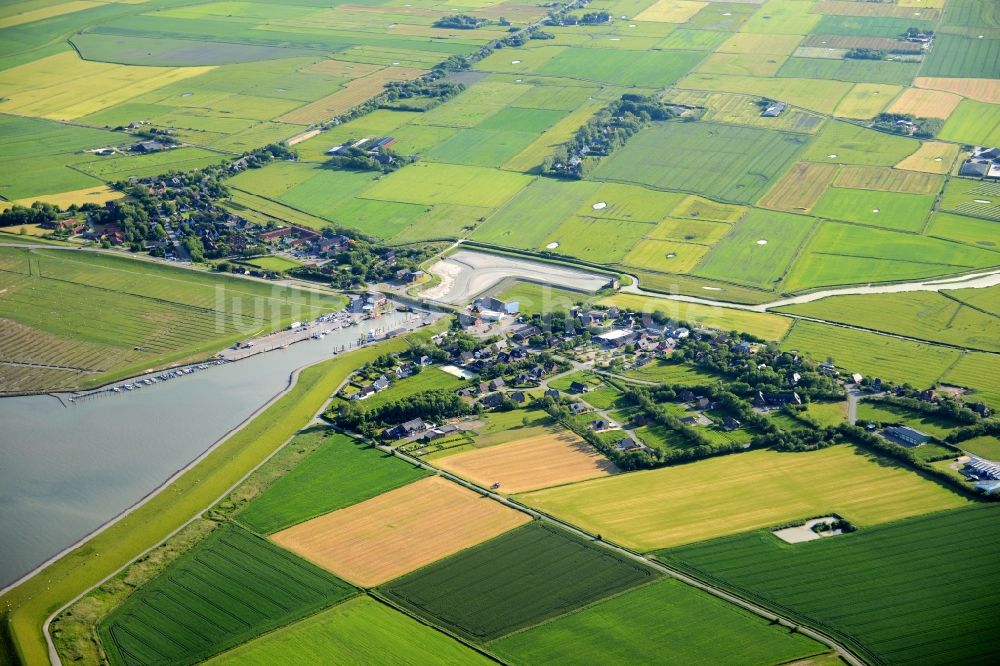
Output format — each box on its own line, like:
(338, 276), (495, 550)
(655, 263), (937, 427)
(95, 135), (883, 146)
(366, 592), (508, 664)
(378, 445), (867, 666)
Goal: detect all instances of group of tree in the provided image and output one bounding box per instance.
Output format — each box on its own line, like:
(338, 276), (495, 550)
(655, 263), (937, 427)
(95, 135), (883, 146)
(671, 335), (843, 401)
(381, 80), (465, 112)
(0, 201), (61, 228)
(330, 389), (477, 435)
(845, 48), (884, 60)
(543, 94), (677, 178)
(871, 112), (942, 139)
(324, 143), (407, 174)
(434, 14), (487, 29)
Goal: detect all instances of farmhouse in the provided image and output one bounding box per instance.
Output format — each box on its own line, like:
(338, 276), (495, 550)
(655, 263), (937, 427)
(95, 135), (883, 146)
(761, 102), (786, 118)
(959, 147), (1000, 179)
(596, 329), (635, 348)
(384, 418), (428, 439)
(884, 425), (931, 447)
(961, 456), (1000, 481)
(474, 296), (519, 315)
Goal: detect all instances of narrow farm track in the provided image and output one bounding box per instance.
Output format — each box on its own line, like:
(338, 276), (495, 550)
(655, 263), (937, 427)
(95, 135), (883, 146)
(379, 445), (866, 666)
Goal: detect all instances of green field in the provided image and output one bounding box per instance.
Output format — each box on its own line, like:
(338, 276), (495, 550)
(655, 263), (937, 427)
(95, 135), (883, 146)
(379, 522), (658, 641)
(941, 352), (1000, 408)
(495, 280), (588, 314)
(783, 221), (1000, 292)
(658, 505), (1000, 666)
(960, 435), (1000, 460)
(0, 114), (119, 199)
(811, 187), (936, 233)
(777, 57), (918, 86)
(921, 34), (1000, 78)
(236, 431), (428, 534)
(491, 578), (826, 665)
(855, 401), (961, 440)
(205, 596), (491, 665)
(939, 98), (1000, 147)
(800, 121), (919, 166)
(938, 179), (1000, 222)
(592, 121), (807, 204)
(779, 291), (1000, 352)
(780, 320), (961, 387)
(241, 255), (302, 272)
(926, 212), (1000, 249)
(518, 446), (969, 551)
(99, 524), (357, 666)
(693, 209), (815, 289)
(0, 247), (344, 392)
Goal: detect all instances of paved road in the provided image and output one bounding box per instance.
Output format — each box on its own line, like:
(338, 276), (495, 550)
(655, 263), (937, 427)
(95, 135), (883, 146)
(379, 444), (865, 666)
(620, 268), (1000, 313)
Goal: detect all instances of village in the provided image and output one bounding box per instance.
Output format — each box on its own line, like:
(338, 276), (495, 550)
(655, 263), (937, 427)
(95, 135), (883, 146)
(323, 294), (999, 494)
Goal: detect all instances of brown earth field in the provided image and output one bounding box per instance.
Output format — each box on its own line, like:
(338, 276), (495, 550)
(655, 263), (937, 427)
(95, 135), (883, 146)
(435, 431), (620, 493)
(887, 88), (961, 120)
(894, 141), (960, 174)
(270, 476), (529, 587)
(914, 77), (1000, 104)
(758, 162), (838, 212)
(832, 165), (944, 195)
(279, 66), (425, 125)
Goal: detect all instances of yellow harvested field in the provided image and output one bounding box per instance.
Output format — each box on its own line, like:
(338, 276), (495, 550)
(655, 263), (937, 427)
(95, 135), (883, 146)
(279, 67), (424, 125)
(832, 166), (943, 195)
(833, 83), (900, 119)
(634, 0), (707, 23)
(300, 59), (383, 78)
(435, 431), (619, 493)
(898, 0), (944, 7)
(598, 293), (792, 341)
(758, 162), (838, 213)
(894, 141), (960, 174)
(0, 52), (212, 120)
(0, 1), (101, 28)
(717, 33), (803, 57)
(15, 185), (123, 208)
(287, 129), (321, 146)
(887, 88), (961, 120)
(270, 477), (529, 587)
(518, 446), (970, 552)
(915, 77), (1000, 104)
(504, 99), (605, 172)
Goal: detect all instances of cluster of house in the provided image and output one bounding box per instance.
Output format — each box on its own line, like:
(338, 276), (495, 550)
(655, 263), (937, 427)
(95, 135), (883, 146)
(958, 147), (1000, 179)
(351, 354), (432, 400)
(258, 226), (352, 258)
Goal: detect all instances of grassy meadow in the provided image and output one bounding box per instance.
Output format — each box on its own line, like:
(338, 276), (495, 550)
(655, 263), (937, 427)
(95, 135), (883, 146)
(491, 578), (827, 665)
(99, 524), (357, 666)
(380, 522), (658, 641)
(236, 432), (428, 534)
(205, 596), (492, 665)
(0, 247), (344, 392)
(659, 505), (1000, 666)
